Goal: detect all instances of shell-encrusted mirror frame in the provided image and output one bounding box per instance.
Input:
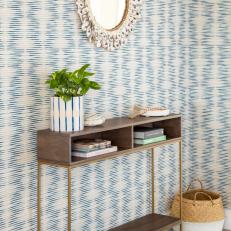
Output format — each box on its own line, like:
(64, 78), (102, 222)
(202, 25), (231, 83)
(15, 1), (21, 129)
(76, 0), (143, 51)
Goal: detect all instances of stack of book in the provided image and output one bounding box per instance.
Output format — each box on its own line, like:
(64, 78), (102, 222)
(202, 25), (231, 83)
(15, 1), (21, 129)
(134, 127), (166, 145)
(72, 139), (118, 158)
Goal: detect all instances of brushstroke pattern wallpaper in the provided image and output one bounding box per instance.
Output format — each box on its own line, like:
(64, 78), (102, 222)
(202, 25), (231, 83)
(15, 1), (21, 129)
(0, 0), (231, 230)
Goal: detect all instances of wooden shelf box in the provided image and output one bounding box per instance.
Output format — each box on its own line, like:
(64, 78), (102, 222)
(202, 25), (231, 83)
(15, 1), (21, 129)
(37, 114), (182, 231)
(38, 114), (181, 165)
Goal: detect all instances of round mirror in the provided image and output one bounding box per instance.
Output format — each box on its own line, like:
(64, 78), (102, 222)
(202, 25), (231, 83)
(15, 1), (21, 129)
(77, 0), (142, 50)
(89, 0), (128, 30)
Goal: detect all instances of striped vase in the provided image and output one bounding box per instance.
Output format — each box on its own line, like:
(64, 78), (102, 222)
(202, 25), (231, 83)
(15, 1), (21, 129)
(50, 96), (84, 132)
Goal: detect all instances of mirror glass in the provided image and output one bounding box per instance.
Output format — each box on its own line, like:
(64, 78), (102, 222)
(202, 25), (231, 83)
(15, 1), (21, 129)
(89, 0), (127, 30)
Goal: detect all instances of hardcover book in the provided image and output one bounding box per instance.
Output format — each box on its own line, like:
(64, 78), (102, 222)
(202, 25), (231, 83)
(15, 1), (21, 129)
(72, 146), (118, 158)
(134, 135), (166, 145)
(72, 139), (111, 152)
(134, 127), (164, 139)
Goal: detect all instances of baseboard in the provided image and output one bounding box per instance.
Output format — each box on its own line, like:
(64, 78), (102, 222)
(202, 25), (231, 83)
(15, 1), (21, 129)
(224, 209), (231, 230)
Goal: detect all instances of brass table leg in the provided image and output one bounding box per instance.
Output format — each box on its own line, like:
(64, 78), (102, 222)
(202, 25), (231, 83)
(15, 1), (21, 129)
(179, 140), (183, 231)
(68, 166), (72, 231)
(151, 148), (155, 214)
(37, 161), (41, 231)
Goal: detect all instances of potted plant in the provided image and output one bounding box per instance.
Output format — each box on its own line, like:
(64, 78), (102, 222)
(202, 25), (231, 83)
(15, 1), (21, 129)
(46, 64), (101, 132)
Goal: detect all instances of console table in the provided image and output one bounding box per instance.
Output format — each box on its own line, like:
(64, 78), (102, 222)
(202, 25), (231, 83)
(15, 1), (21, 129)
(37, 114), (182, 231)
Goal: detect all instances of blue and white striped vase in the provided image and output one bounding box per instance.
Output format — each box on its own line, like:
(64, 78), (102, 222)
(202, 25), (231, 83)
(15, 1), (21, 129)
(50, 96), (84, 132)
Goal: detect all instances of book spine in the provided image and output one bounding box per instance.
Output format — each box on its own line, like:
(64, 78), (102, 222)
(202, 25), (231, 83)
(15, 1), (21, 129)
(134, 129), (164, 139)
(134, 133), (145, 139)
(74, 146), (110, 152)
(144, 129), (164, 137)
(73, 144), (96, 149)
(143, 132), (164, 139)
(72, 147), (98, 152)
(73, 140), (112, 150)
(72, 146), (118, 158)
(134, 135), (166, 145)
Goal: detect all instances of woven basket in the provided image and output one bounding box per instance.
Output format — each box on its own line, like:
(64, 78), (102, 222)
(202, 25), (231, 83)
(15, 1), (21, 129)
(171, 179), (224, 223)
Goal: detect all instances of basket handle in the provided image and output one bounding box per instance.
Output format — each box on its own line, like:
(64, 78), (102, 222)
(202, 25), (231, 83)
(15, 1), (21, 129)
(193, 192), (214, 206)
(186, 179), (203, 191)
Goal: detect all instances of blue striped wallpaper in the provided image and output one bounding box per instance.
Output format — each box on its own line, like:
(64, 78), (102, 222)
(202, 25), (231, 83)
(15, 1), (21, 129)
(0, 0), (231, 230)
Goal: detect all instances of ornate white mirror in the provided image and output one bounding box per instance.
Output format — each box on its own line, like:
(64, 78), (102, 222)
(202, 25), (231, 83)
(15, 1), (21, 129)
(76, 0), (142, 51)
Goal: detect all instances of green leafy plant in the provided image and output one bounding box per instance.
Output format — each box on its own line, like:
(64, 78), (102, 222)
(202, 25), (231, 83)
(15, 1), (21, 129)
(46, 64), (101, 102)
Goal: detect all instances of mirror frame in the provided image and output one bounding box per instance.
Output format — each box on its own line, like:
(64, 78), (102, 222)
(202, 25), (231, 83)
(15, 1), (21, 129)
(76, 0), (143, 51)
